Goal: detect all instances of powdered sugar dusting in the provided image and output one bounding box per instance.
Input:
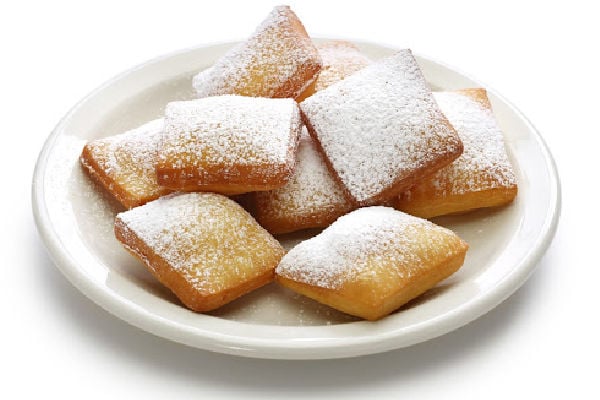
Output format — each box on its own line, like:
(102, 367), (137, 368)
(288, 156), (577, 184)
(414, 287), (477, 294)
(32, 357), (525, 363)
(254, 127), (353, 227)
(310, 41), (372, 94)
(276, 207), (465, 289)
(300, 49), (462, 204)
(116, 193), (283, 294)
(403, 91), (517, 198)
(83, 119), (166, 199)
(192, 5), (321, 99)
(159, 95), (301, 183)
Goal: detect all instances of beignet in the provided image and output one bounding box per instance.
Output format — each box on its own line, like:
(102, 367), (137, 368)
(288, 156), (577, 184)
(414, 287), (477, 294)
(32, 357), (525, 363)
(115, 193), (285, 312)
(276, 206), (468, 320)
(80, 119), (171, 209)
(156, 95), (302, 193)
(394, 88), (518, 218)
(300, 49), (463, 206)
(192, 5), (321, 100)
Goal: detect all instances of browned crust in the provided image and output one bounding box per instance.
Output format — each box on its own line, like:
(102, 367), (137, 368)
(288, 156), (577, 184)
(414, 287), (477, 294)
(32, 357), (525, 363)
(301, 110), (463, 207)
(155, 164), (294, 194)
(202, 6), (322, 100)
(377, 250), (466, 319)
(284, 60), (322, 100)
(252, 201), (352, 235)
(80, 144), (170, 209)
(157, 103), (302, 194)
(393, 87), (518, 218)
(114, 217), (278, 312)
(395, 186), (518, 219)
(455, 87), (493, 109)
(274, 6), (322, 99)
(156, 149), (297, 193)
(276, 245), (468, 321)
(367, 129), (463, 206)
(295, 78), (318, 103)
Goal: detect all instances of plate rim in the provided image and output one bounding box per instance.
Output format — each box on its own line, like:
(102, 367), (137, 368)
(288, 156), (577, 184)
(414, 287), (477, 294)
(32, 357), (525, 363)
(31, 40), (561, 359)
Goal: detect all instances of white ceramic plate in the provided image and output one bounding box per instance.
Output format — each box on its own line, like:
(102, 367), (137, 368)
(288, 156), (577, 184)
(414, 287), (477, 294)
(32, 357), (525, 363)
(32, 41), (560, 359)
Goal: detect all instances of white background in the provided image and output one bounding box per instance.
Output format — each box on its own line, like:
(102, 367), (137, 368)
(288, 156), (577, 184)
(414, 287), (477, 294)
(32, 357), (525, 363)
(2, 0), (598, 398)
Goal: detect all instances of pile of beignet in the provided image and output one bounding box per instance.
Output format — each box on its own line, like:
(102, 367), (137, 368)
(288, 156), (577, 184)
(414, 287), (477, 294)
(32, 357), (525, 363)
(80, 5), (517, 321)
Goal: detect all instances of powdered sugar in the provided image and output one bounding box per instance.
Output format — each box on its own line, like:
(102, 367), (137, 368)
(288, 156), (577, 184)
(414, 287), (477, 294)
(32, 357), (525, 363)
(276, 206), (465, 289)
(116, 193), (283, 294)
(429, 91), (517, 194)
(192, 5), (321, 99)
(254, 127), (353, 229)
(300, 49), (462, 205)
(400, 91), (517, 202)
(83, 118), (166, 201)
(158, 95), (301, 184)
(308, 41), (371, 94)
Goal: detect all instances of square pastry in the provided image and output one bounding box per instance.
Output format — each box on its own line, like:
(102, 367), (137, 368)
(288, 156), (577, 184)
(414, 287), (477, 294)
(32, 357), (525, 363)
(252, 127), (354, 234)
(115, 193), (285, 312)
(300, 49), (463, 206)
(156, 95), (302, 193)
(276, 206), (468, 320)
(80, 119), (171, 209)
(394, 88), (518, 218)
(192, 5), (321, 100)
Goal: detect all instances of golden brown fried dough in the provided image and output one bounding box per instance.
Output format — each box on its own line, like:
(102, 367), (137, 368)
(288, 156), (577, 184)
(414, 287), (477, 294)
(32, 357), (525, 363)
(156, 95), (302, 193)
(252, 127), (354, 234)
(296, 40), (371, 102)
(115, 193), (285, 312)
(276, 207), (468, 320)
(394, 88), (518, 218)
(193, 5), (321, 100)
(80, 119), (171, 209)
(300, 50), (463, 206)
